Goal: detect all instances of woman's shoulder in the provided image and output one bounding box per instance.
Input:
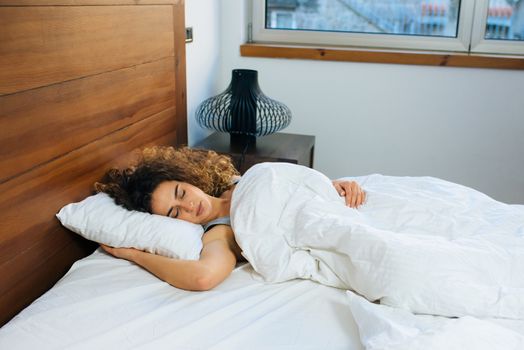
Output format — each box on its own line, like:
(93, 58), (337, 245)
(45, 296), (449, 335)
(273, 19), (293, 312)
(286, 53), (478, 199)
(202, 224), (234, 240)
(202, 224), (242, 260)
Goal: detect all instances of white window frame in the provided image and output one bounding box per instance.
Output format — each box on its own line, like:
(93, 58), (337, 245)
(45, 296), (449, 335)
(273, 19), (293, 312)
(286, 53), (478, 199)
(251, 0), (524, 56)
(470, 0), (524, 55)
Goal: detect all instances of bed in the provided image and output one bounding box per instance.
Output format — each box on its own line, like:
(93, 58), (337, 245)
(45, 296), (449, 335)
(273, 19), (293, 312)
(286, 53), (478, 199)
(0, 250), (363, 349)
(2, 1), (524, 349)
(0, 1), (363, 348)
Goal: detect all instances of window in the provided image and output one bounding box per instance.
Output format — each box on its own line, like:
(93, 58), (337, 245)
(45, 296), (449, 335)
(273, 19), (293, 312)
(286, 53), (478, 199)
(251, 0), (524, 56)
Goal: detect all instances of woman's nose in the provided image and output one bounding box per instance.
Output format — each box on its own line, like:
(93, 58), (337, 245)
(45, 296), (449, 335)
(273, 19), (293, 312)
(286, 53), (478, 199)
(181, 200), (195, 212)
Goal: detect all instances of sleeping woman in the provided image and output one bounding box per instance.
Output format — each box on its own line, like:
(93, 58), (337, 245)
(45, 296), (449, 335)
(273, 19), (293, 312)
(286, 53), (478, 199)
(97, 145), (524, 319)
(95, 145), (365, 292)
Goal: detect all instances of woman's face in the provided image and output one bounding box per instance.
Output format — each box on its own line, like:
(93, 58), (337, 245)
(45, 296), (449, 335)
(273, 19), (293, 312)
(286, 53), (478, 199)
(150, 181), (214, 225)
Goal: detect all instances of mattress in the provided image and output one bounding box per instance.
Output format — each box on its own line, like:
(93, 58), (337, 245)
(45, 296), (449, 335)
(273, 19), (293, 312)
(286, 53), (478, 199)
(0, 249), (363, 350)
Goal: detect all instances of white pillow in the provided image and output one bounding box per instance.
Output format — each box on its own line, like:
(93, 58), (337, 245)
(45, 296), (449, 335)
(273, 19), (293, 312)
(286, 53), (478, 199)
(56, 193), (203, 260)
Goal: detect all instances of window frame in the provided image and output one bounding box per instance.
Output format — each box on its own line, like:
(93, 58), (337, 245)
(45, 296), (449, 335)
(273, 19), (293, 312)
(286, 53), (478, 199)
(470, 0), (524, 56)
(251, 0), (524, 57)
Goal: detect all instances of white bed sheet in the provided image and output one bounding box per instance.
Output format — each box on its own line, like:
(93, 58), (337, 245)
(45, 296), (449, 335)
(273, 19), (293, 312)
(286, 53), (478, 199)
(0, 249), (362, 350)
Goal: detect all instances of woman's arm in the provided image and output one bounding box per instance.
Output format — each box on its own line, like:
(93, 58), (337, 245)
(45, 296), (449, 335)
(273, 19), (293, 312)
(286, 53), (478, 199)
(101, 225), (238, 291)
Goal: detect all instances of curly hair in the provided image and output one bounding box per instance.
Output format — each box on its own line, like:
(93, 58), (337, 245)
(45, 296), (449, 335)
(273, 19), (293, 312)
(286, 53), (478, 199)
(94, 146), (239, 213)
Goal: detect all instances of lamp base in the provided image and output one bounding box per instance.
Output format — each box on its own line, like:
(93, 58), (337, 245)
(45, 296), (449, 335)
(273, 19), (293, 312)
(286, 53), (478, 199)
(230, 134), (256, 149)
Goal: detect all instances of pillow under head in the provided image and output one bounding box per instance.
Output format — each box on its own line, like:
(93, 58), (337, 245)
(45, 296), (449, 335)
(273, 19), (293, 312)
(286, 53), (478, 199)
(56, 192), (203, 260)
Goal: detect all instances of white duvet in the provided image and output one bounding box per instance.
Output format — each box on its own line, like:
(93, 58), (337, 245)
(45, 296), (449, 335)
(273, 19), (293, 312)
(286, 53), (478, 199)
(346, 291), (524, 350)
(231, 163), (524, 320)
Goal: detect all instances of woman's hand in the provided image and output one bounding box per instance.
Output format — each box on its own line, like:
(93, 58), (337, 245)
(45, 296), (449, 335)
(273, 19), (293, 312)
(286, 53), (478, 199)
(100, 244), (139, 262)
(332, 180), (366, 208)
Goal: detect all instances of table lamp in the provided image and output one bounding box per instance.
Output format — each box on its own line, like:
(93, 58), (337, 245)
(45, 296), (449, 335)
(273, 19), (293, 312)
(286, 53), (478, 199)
(196, 69), (292, 147)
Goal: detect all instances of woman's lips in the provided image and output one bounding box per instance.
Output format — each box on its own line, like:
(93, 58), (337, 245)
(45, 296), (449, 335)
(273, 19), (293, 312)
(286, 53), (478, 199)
(196, 202), (203, 216)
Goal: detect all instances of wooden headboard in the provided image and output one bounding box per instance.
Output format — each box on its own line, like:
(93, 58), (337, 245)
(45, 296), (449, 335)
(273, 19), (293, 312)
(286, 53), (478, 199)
(0, 0), (187, 326)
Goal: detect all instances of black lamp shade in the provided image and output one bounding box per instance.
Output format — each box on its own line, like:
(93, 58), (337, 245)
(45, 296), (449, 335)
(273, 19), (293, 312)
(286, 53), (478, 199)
(196, 69), (292, 145)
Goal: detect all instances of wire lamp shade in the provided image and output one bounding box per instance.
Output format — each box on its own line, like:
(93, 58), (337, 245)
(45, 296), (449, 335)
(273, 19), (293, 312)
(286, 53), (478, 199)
(196, 69), (292, 145)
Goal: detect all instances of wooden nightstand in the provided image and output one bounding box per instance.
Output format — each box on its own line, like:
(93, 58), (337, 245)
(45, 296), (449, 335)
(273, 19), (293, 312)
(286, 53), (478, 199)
(193, 132), (315, 174)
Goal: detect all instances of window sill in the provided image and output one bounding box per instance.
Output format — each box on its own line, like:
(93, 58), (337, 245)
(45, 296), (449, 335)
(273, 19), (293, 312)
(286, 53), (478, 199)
(240, 43), (524, 70)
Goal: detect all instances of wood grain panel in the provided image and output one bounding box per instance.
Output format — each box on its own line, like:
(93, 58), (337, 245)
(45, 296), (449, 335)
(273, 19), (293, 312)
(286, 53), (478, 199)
(173, 0), (188, 146)
(0, 57), (176, 183)
(0, 0), (187, 328)
(0, 5), (174, 95)
(0, 109), (179, 325)
(0, 235), (96, 327)
(0, 108), (178, 253)
(0, 226), (86, 296)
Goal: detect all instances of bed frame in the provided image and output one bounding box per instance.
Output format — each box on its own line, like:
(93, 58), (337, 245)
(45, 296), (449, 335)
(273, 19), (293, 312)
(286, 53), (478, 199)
(0, 0), (187, 326)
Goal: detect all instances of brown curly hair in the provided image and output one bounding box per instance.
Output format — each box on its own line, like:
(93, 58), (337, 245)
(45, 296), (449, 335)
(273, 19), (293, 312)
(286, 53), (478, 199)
(95, 146), (239, 213)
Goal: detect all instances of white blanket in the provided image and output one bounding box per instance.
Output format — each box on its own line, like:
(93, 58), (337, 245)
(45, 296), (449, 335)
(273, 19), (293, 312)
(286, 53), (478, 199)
(231, 163), (524, 319)
(346, 291), (524, 350)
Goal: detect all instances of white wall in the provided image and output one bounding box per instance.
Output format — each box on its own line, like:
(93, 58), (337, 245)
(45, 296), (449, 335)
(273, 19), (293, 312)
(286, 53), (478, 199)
(185, 1), (524, 204)
(185, 0), (222, 144)
(210, 0), (524, 204)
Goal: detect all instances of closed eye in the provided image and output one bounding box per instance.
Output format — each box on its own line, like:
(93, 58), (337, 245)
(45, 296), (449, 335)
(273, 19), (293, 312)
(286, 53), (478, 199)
(176, 185), (185, 199)
(167, 205), (180, 218)
(166, 184), (180, 217)
(173, 184), (182, 218)
(166, 207), (179, 218)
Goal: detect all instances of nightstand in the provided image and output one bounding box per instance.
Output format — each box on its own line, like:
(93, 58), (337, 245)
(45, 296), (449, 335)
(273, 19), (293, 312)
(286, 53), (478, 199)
(193, 132), (315, 174)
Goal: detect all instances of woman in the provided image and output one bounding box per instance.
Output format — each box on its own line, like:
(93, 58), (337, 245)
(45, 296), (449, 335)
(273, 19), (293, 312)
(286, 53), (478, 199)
(96, 146), (365, 291)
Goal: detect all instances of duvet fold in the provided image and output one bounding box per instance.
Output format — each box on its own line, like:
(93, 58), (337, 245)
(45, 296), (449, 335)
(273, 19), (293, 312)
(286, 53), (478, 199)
(231, 162), (524, 319)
